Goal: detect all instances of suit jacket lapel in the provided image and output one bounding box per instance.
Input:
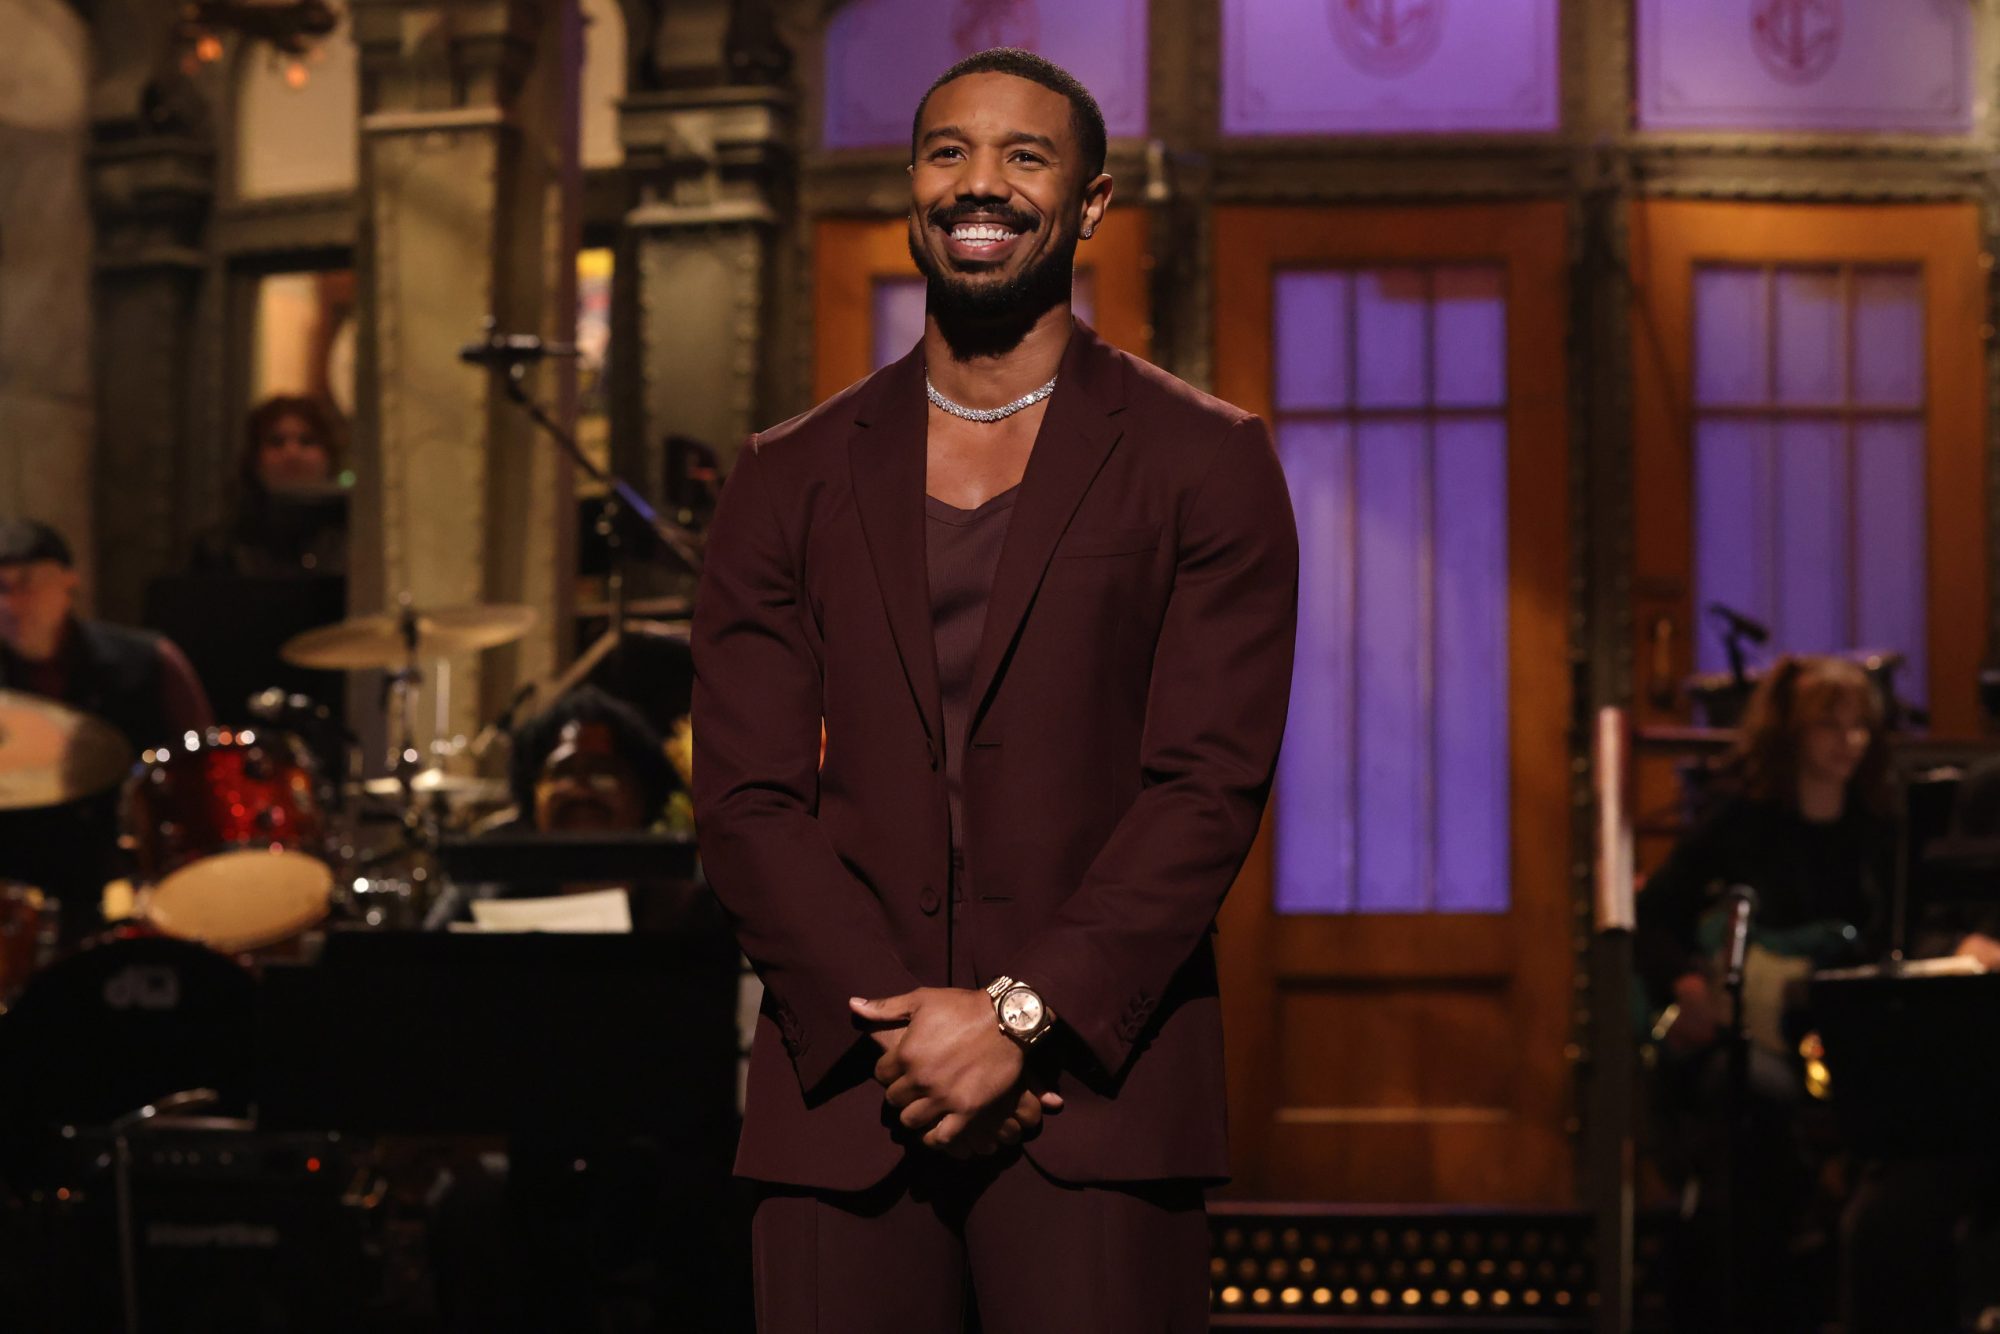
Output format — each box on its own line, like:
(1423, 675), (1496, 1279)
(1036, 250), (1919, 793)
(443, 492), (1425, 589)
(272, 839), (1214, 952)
(965, 324), (1128, 736)
(847, 345), (946, 749)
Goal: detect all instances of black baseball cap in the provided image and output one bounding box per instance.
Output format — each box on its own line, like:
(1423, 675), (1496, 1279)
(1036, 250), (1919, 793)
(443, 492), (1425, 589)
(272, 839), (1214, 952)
(0, 519), (75, 569)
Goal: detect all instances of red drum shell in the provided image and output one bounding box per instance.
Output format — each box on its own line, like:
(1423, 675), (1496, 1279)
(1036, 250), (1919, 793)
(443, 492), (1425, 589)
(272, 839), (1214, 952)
(123, 731), (332, 952)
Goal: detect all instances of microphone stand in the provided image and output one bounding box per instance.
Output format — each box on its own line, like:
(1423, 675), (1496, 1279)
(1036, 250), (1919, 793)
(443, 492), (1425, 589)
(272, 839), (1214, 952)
(481, 357), (703, 715)
(496, 362), (703, 575)
(1719, 886), (1758, 1333)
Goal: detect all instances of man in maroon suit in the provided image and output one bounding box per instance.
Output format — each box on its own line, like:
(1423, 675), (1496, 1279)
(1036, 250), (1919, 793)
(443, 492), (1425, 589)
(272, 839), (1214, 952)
(693, 47), (1298, 1332)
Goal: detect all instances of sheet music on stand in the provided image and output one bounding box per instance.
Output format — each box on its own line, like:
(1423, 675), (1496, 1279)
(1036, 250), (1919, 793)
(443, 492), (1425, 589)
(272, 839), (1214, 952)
(462, 888), (633, 933)
(1811, 966), (2000, 1157)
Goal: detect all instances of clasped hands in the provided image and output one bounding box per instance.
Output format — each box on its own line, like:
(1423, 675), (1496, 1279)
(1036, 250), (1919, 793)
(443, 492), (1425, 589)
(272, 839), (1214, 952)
(849, 988), (1062, 1158)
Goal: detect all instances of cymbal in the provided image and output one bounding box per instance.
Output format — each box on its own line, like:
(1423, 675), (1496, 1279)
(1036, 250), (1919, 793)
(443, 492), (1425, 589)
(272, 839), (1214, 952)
(0, 690), (134, 810)
(354, 770), (510, 803)
(281, 603), (538, 670)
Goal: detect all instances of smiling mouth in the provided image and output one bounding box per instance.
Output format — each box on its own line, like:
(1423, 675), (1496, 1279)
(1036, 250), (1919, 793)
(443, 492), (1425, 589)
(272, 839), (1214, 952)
(949, 223), (1021, 250)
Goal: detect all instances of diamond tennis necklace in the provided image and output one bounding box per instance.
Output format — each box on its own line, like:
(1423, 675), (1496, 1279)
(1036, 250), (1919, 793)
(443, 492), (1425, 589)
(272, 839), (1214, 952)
(925, 372), (1058, 423)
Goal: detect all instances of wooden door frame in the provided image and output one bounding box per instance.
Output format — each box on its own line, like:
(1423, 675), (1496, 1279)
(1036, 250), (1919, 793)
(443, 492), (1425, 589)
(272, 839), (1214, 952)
(1212, 203), (1573, 1203)
(812, 205), (1153, 402)
(1628, 200), (1988, 737)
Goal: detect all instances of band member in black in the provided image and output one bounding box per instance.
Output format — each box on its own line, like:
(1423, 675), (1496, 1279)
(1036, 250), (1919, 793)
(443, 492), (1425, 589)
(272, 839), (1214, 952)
(0, 518), (212, 936)
(189, 395), (349, 577)
(1638, 655), (1893, 1332)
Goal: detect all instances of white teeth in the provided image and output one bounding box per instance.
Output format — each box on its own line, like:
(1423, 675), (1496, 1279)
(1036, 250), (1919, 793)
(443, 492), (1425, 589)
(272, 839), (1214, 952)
(951, 224), (1018, 244)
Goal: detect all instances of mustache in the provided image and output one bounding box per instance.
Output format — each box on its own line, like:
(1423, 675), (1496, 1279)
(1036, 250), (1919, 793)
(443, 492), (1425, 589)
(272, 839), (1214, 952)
(928, 201), (1039, 233)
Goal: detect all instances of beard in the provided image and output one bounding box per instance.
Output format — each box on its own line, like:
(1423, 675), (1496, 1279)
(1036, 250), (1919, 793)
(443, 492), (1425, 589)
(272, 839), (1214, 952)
(908, 203), (1079, 356)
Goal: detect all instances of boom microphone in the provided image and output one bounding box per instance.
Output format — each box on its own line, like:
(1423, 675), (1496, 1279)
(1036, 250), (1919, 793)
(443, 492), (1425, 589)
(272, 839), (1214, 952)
(1706, 603), (1770, 646)
(459, 327), (579, 370)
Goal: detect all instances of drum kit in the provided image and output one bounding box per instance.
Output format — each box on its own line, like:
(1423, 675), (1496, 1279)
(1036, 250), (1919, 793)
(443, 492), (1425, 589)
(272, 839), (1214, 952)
(0, 599), (542, 1005)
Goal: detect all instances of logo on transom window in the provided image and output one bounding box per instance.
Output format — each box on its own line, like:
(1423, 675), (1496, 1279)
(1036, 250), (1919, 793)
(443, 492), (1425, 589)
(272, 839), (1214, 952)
(952, 0), (1041, 54)
(1751, 0), (1841, 86)
(1329, 0), (1447, 78)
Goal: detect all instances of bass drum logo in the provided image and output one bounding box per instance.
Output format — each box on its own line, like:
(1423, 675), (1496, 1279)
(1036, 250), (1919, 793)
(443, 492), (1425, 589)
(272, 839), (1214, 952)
(1330, 0), (1447, 78)
(1752, 0), (1841, 86)
(952, 0), (1042, 54)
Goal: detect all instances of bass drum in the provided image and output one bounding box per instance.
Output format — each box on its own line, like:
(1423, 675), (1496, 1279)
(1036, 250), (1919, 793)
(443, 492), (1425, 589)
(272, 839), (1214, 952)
(0, 933), (254, 1193)
(124, 729), (334, 953)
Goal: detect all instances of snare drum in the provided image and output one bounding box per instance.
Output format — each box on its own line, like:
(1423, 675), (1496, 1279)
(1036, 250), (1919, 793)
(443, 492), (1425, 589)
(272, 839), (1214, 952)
(123, 729), (333, 952)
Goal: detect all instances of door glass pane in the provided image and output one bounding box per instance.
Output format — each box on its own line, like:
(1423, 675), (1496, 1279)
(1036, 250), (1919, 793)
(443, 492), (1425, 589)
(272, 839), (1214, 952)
(1222, 0), (1560, 136)
(1432, 267), (1506, 408)
(1275, 271), (1351, 412)
(1693, 267), (1768, 406)
(252, 269), (356, 427)
(1691, 262), (1928, 703)
(1275, 419), (1357, 912)
(1773, 268), (1843, 407)
(1352, 416), (1428, 913)
(1275, 264), (1510, 915)
(1353, 269), (1428, 409)
(1431, 416), (1510, 911)
(1852, 270), (1924, 406)
(1635, 0), (1975, 135)
(824, 0), (1148, 149)
(1852, 419), (1928, 693)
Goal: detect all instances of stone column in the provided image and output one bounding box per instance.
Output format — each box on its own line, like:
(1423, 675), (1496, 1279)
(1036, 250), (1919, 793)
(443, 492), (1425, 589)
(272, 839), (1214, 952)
(349, 0), (582, 747)
(618, 0), (793, 483)
(0, 1), (97, 599)
(89, 132), (214, 623)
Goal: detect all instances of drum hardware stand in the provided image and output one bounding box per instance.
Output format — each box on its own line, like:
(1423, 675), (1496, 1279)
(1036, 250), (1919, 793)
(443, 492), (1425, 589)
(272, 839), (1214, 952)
(110, 1088), (219, 1334)
(369, 600), (443, 924)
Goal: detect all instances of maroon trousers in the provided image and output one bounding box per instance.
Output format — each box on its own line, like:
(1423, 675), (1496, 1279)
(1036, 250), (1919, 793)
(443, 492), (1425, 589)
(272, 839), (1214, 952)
(751, 1151), (1211, 1333)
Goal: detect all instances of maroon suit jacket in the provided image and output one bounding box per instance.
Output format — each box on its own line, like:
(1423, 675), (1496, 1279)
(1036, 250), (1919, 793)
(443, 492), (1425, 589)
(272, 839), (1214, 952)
(693, 322), (1298, 1191)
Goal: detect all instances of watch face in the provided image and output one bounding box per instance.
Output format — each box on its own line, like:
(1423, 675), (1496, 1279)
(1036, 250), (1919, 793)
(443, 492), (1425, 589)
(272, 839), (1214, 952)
(1000, 987), (1043, 1033)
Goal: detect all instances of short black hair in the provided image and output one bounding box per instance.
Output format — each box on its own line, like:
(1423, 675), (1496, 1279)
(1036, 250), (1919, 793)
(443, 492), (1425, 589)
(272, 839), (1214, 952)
(910, 48), (1108, 181)
(508, 685), (678, 823)
(0, 518), (74, 569)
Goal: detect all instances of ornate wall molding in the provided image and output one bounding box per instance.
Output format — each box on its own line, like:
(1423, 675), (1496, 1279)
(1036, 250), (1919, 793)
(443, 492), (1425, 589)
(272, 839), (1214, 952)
(208, 191), (356, 256)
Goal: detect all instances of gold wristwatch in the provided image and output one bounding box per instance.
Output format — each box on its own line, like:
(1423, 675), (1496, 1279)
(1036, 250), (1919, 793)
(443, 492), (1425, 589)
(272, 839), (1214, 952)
(985, 975), (1055, 1048)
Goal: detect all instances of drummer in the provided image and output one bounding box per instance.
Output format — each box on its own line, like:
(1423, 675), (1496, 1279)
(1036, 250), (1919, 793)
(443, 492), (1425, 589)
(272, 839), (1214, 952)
(0, 518), (213, 937)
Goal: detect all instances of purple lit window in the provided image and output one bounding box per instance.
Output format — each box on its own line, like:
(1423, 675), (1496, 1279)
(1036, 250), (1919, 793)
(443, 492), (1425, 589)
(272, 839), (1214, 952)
(1223, 0), (1560, 136)
(1692, 265), (1928, 700)
(1274, 267), (1511, 915)
(871, 270), (1097, 371)
(824, 0), (1147, 150)
(1636, 0), (1973, 135)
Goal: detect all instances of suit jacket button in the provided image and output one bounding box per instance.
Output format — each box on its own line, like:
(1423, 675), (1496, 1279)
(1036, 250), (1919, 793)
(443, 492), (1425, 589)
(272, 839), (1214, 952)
(919, 887), (941, 915)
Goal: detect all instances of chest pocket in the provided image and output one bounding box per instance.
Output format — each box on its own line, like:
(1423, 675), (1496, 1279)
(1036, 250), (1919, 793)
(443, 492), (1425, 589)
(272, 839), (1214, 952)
(1055, 524), (1160, 559)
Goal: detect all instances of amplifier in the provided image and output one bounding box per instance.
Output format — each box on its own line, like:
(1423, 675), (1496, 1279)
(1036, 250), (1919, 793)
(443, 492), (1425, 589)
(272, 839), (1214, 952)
(13, 1122), (379, 1334)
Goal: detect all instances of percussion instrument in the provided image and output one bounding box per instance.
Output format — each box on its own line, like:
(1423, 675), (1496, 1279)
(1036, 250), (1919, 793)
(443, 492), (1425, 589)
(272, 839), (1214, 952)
(123, 729), (333, 953)
(0, 933), (255, 1189)
(355, 768), (509, 804)
(0, 689), (133, 810)
(279, 602), (537, 670)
